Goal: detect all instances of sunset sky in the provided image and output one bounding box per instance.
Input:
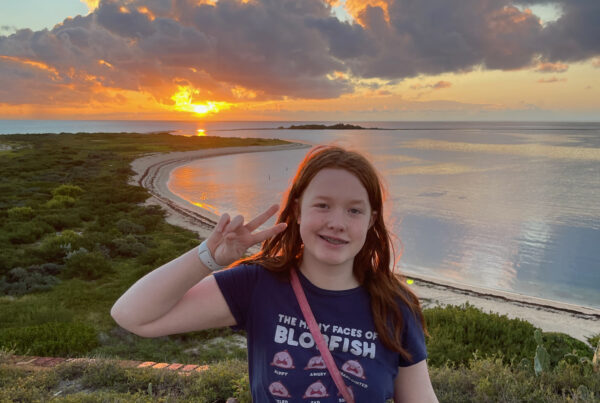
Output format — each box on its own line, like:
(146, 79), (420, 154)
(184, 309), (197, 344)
(1, 0), (598, 121)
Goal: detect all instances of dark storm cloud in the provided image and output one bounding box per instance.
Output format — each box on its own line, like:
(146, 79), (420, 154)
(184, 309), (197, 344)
(517, 0), (600, 61)
(0, 0), (598, 106)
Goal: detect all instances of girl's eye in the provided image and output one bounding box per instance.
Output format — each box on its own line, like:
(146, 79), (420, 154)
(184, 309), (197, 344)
(315, 203), (328, 209)
(349, 208), (362, 215)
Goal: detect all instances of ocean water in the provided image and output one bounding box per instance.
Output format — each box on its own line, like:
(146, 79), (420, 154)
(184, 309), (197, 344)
(2, 120), (599, 308)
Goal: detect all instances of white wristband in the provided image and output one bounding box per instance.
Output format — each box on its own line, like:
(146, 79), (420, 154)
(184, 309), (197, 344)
(197, 240), (226, 272)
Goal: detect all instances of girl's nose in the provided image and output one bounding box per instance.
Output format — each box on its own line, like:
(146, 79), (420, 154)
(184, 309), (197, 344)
(326, 209), (346, 231)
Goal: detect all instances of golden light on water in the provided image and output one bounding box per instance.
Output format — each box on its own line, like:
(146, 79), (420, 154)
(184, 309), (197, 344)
(171, 85), (231, 116)
(196, 129), (206, 136)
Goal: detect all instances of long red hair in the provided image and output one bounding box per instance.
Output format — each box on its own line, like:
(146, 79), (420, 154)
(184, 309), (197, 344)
(238, 145), (426, 360)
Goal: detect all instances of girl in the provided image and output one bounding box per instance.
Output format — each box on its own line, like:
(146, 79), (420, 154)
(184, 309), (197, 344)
(111, 145), (438, 402)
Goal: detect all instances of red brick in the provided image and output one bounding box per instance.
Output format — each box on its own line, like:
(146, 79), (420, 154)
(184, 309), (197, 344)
(138, 361), (156, 368)
(167, 363), (183, 370)
(181, 364), (198, 372)
(152, 363), (169, 369)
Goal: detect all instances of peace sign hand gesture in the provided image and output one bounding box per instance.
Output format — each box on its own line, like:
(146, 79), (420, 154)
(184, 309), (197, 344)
(206, 204), (287, 267)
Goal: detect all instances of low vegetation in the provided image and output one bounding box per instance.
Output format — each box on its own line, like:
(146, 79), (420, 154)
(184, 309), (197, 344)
(1, 132), (598, 401)
(0, 132), (284, 365)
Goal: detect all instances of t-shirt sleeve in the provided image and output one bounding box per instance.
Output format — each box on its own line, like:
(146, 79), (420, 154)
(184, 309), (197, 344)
(398, 303), (428, 367)
(213, 264), (260, 330)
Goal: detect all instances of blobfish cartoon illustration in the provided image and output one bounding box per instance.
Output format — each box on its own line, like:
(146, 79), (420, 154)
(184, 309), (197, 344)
(270, 350), (295, 369)
(341, 360), (366, 379)
(304, 355), (326, 370)
(269, 381), (292, 398)
(302, 380), (329, 398)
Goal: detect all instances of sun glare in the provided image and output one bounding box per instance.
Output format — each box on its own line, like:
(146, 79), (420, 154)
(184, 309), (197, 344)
(171, 85), (231, 116)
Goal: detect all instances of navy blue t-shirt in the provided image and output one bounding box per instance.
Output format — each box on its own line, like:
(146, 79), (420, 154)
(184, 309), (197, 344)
(214, 264), (427, 402)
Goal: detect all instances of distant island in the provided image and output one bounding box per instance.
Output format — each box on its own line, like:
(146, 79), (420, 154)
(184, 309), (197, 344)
(278, 123), (380, 130)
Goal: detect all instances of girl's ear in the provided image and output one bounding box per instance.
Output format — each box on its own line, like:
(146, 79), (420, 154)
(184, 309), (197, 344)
(369, 211), (377, 229)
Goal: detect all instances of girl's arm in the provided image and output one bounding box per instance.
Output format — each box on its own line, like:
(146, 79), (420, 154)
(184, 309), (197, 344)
(110, 204), (286, 338)
(393, 360), (438, 403)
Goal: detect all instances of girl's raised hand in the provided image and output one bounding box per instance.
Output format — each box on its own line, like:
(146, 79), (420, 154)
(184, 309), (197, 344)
(206, 204), (287, 267)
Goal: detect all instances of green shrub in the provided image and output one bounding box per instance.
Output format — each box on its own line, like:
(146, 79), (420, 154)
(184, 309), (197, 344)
(36, 230), (84, 262)
(0, 370), (58, 402)
(116, 218), (145, 235)
(63, 250), (112, 280)
(46, 194), (76, 208)
(588, 334), (600, 349)
(112, 235), (147, 257)
(134, 205), (165, 231)
(6, 206), (35, 220)
(0, 322), (98, 356)
(189, 359), (251, 402)
(52, 184), (84, 198)
(5, 219), (54, 244)
(137, 240), (181, 267)
(424, 303), (537, 367)
(542, 332), (592, 367)
(0, 264), (61, 296)
(41, 211), (82, 230)
(0, 249), (29, 274)
(430, 356), (600, 402)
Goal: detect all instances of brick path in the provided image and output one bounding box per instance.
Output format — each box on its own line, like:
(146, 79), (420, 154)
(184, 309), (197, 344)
(4, 355), (210, 374)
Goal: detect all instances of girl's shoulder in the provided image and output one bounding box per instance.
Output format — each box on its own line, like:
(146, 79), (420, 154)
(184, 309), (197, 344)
(215, 262), (287, 285)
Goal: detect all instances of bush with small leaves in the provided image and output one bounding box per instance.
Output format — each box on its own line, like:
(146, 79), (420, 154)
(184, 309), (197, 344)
(112, 235), (147, 257)
(40, 211), (82, 230)
(116, 218), (145, 235)
(36, 230), (84, 262)
(542, 332), (592, 367)
(45, 195), (76, 208)
(52, 184), (84, 198)
(6, 219), (54, 244)
(424, 303), (538, 367)
(0, 264), (61, 296)
(6, 206), (35, 221)
(63, 250), (112, 280)
(588, 334), (600, 350)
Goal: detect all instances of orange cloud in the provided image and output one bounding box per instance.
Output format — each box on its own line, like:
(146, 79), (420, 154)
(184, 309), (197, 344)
(344, 0), (391, 26)
(433, 81), (452, 89)
(535, 62), (569, 73)
(537, 77), (567, 83)
(0, 55), (59, 78)
(410, 81), (452, 90)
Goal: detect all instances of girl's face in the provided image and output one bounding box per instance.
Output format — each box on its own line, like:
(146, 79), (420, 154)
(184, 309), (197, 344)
(297, 168), (375, 272)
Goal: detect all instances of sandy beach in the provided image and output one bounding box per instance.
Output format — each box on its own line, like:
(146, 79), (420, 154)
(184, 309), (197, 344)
(130, 144), (600, 343)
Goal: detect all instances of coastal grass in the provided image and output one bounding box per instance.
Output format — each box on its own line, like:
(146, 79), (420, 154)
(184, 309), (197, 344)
(1, 132), (598, 400)
(1, 348), (598, 402)
(0, 132), (285, 363)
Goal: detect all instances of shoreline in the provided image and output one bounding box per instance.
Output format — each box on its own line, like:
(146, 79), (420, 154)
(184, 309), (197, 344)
(130, 145), (600, 342)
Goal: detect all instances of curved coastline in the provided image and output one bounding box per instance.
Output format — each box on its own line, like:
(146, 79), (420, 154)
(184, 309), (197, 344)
(130, 144), (600, 342)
